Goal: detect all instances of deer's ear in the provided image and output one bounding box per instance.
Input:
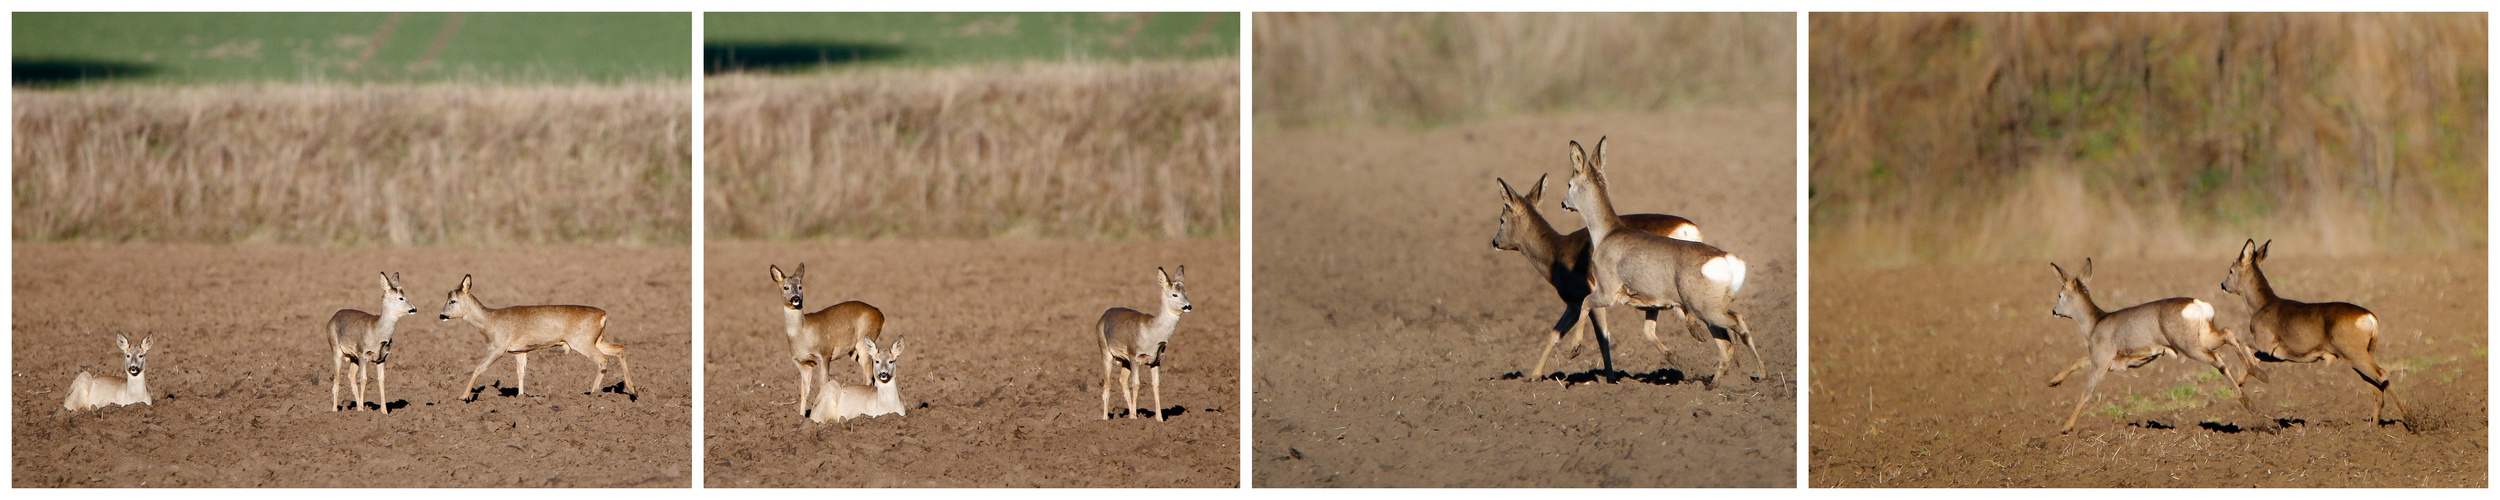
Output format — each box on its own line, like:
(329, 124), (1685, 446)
(1569, 141), (1588, 172)
(1526, 173), (1547, 204)
(2080, 258), (2094, 280)
(140, 334), (153, 351)
(770, 265), (786, 282)
(116, 333), (131, 350)
(458, 274), (472, 293)
(794, 263), (806, 278)
(1593, 136), (1608, 170)
(1498, 177), (1519, 203)
(891, 337), (907, 357)
(1157, 266), (1173, 285)
(2050, 262), (2068, 281)
(2255, 240), (2271, 262)
(1174, 265), (1185, 281)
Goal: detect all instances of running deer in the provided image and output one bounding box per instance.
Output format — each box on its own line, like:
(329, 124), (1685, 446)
(2045, 259), (2267, 434)
(1099, 266), (1191, 420)
(811, 336), (907, 423)
(62, 333), (152, 411)
(1494, 173), (1703, 379)
(769, 263), (886, 417)
(1557, 137), (1763, 387)
(2220, 239), (2412, 430)
(440, 274), (638, 402)
(327, 272), (419, 412)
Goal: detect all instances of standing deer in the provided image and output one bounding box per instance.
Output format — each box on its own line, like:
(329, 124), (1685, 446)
(441, 274), (637, 402)
(327, 272), (419, 412)
(1494, 173), (1704, 379)
(1557, 137), (1763, 387)
(62, 333), (152, 411)
(811, 336), (907, 423)
(1099, 266), (1191, 420)
(769, 263), (885, 418)
(2220, 239), (2411, 430)
(2045, 259), (2267, 434)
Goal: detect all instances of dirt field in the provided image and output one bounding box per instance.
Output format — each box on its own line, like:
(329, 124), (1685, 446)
(1809, 255), (2487, 487)
(12, 244), (692, 487)
(1251, 106), (1799, 487)
(702, 239), (1240, 487)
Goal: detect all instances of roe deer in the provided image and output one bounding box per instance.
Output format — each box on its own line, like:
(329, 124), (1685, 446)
(326, 272), (419, 412)
(2220, 239), (2412, 430)
(1557, 137), (1763, 387)
(440, 274), (637, 401)
(63, 333), (152, 411)
(1099, 266), (1191, 420)
(810, 336), (907, 423)
(1494, 173), (1703, 379)
(769, 264), (886, 417)
(2045, 259), (2266, 434)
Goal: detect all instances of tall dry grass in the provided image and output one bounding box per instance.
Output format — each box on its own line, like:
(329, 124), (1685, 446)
(705, 60), (1238, 240)
(1255, 12), (1794, 129)
(14, 82), (691, 246)
(1813, 13), (2486, 268)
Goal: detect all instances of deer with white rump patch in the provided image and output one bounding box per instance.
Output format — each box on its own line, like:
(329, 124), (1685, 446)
(1557, 137), (1763, 387)
(2045, 259), (2268, 434)
(327, 272), (419, 412)
(2220, 239), (2411, 431)
(63, 333), (152, 411)
(811, 336), (907, 423)
(440, 274), (637, 401)
(1495, 173), (1703, 379)
(1099, 266), (1191, 420)
(769, 263), (886, 417)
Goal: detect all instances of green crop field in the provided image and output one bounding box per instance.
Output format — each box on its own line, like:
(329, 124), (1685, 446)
(703, 12), (1236, 72)
(13, 12), (689, 85)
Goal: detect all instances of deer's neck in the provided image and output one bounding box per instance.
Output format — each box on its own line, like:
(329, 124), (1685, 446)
(1577, 181), (1626, 246)
(2243, 268), (2281, 308)
(876, 380), (902, 411)
(123, 373), (148, 398)
(2067, 295), (2109, 334)
(1150, 305), (1183, 338)
(459, 297), (500, 329)
(374, 309), (405, 333)
(783, 307), (806, 337)
(1520, 209), (1571, 267)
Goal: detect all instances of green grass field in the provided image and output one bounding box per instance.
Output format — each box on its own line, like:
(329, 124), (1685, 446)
(13, 12), (689, 85)
(703, 12), (1235, 71)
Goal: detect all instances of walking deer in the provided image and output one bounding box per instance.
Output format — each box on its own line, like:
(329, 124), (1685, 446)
(440, 274), (637, 402)
(327, 272), (419, 412)
(1494, 173), (1703, 379)
(62, 333), (152, 411)
(811, 337), (907, 423)
(2045, 259), (2267, 434)
(769, 263), (886, 417)
(1557, 137), (1763, 387)
(2220, 239), (2412, 430)
(1099, 266), (1191, 420)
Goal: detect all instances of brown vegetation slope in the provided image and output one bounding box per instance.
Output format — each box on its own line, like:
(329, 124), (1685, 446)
(12, 83), (691, 246)
(705, 62), (1239, 240)
(1812, 13), (2486, 267)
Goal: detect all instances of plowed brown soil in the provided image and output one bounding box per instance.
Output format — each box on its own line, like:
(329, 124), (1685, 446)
(701, 239), (1240, 487)
(1252, 106), (1799, 487)
(12, 243), (693, 487)
(1809, 256), (2487, 487)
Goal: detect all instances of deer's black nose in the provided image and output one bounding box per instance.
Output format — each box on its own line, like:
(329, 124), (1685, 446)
(1181, 305), (1193, 312)
(439, 314), (450, 321)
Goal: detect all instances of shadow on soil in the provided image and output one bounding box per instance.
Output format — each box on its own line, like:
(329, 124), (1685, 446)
(703, 42), (906, 74)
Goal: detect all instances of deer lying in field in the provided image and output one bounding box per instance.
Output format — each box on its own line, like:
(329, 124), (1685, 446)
(1099, 266), (1191, 420)
(441, 274), (637, 402)
(2045, 259), (2267, 434)
(770, 263), (885, 418)
(1494, 173), (1703, 379)
(2220, 239), (2412, 431)
(1557, 137), (1764, 387)
(327, 272), (419, 412)
(63, 333), (152, 411)
(811, 337), (906, 423)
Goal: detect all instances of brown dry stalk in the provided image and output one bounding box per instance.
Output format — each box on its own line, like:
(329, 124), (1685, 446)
(13, 82), (691, 246)
(705, 60), (1239, 240)
(1254, 12), (1795, 129)
(1811, 13), (2486, 267)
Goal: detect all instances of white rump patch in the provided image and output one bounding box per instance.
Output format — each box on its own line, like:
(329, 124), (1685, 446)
(2181, 299), (2215, 322)
(2356, 313), (2377, 331)
(1666, 224), (1702, 242)
(1702, 255), (1748, 293)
